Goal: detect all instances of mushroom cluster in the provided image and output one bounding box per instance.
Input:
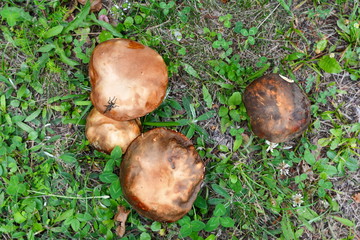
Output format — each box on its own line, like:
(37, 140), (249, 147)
(85, 38), (204, 223)
(85, 38), (168, 153)
(243, 73), (311, 143)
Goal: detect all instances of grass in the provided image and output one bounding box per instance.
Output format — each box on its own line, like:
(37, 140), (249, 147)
(0, 0), (359, 239)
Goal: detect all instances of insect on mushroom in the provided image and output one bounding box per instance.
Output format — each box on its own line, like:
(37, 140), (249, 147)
(103, 96), (118, 114)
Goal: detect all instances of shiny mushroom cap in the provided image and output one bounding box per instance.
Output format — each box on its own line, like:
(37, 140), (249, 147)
(89, 38), (168, 121)
(120, 128), (205, 222)
(85, 108), (141, 154)
(243, 73), (311, 143)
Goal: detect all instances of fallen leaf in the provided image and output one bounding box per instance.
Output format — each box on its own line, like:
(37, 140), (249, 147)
(114, 205), (130, 237)
(352, 193), (360, 203)
(78, 0), (102, 12)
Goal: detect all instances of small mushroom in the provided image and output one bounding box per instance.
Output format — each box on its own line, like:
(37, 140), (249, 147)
(85, 108), (141, 154)
(89, 38), (168, 121)
(243, 73), (311, 143)
(119, 128), (205, 222)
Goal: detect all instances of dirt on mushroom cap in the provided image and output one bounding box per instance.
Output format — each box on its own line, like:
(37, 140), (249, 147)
(89, 38), (168, 121)
(119, 128), (205, 222)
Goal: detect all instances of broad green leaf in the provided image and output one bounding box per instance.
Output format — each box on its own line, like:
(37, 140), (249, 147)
(304, 149), (316, 166)
(0, 7), (32, 27)
(191, 220), (205, 231)
(220, 217), (235, 227)
(205, 235), (216, 240)
(281, 213), (296, 240)
(234, 21), (243, 33)
(240, 28), (248, 36)
(213, 204), (226, 217)
(110, 146), (122, 161)
(317, 164), (337, 176)
(24, 108), (42, 122)
(150, 222), (161, 231)
(202, 85), (213, 108)
(233, 137), (242, 151)
(315, 39), (327, 52)
(99, 172), (118, 183)
(16, 121), (34, 133)
(37, 44), (55, 53)
(43, 25), (64, 39)
(13, 212), (27, 223)
(124, 16), (134, 27)
(218, 106), (229, 117)
(194, 195), (207, 209)
(54, 209), (74, 223)
(76, 213), (93, 222)
(228, 92), (242, 106)
(140, 232), (151, 240)
(179, 224), (192, 237)
(285, 52), (306, 61)
(248, 36), (255, 45)
(248, 27), (258, 35)
(182, 63), (199, 78)
(229, 109), (241, 122)
(196, 110), (215, 121)
(70, 218), (80, 231)
(297, 207), (319, 221)
(98, 30), (113, 43)
(109, 179), (122, 199)
(318, 55), (342, 74)
(211, 184), (231, 199)
(204, 217), (220, 232)
(332, 216), (355, 227)
(59, 153), (77, 163)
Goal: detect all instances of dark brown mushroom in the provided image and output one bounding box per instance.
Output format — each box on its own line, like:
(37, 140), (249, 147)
(243, 73), (311, 143)
(119, 128), (205, 222)
(85, 108), (141, 154)
(89, 38), (168, 121)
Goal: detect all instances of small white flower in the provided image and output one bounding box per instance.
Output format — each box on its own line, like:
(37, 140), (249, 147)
(277, 161), (290, 176)
(265, 140), (278, 152)
(329, 53), (335, 58)
(320, 200), (329, 208)
(172, 30), (182, 41)
(354, 22), (359, 29)
(292, 193), (304, 207)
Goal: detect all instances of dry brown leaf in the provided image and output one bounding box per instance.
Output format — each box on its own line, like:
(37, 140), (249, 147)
(114, 205), (130, 237)
(78, 0), (102, 12)
(352, 193), (360, 203)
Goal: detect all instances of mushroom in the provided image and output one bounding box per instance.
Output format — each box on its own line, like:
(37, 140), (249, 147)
(243, 73), (311, 143)
(85, 108), (141, 154)
(89, 38), (168, 121)
(119, 128), (205, 222)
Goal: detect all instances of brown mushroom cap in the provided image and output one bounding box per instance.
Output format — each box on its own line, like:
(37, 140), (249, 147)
(85, 108), (141, 154)
(89, 38), (168, 121)
(119, 128), (205, 222)
(243, 73), (311, 143)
